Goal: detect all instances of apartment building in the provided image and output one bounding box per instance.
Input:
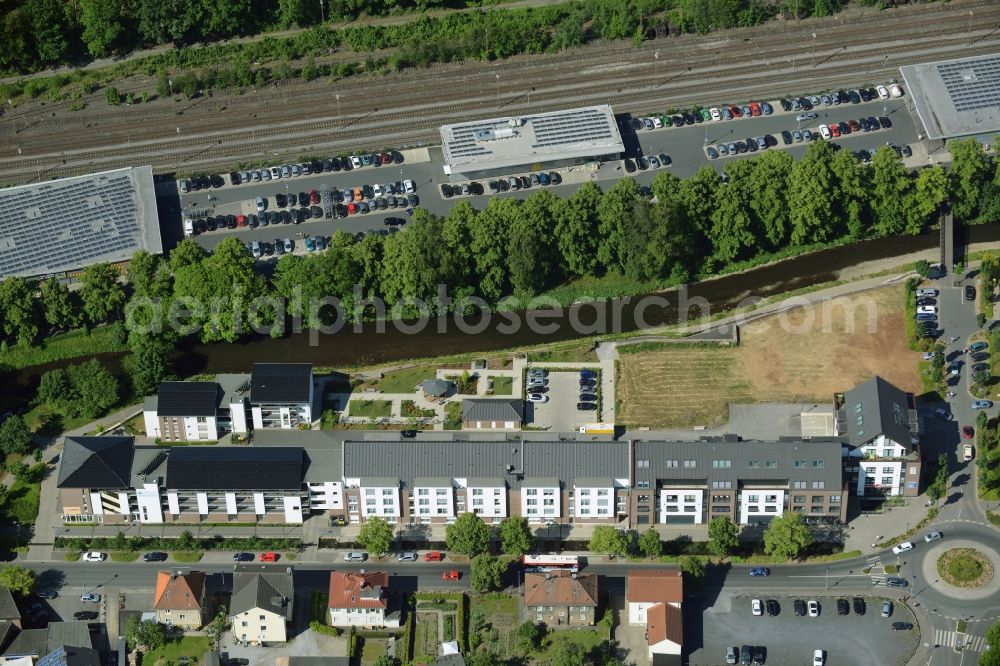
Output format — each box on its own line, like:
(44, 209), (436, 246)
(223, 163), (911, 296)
(152, 570), (206, 629)
(523, 571), (598, 626)
(57, 436), (135, 524)
(249, 363), (313, 430)
(143, 382), (222, 441)
(835, 376), (923, 497)
(231, 566), (294, 645)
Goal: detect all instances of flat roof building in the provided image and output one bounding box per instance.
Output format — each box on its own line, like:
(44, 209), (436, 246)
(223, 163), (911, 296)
(901, 54), (1000, 142)
(440, 105), (624, 181)
(0, 165), (162, 279)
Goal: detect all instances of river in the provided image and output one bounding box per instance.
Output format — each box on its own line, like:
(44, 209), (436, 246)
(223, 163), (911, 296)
(3, 223), (998, 401)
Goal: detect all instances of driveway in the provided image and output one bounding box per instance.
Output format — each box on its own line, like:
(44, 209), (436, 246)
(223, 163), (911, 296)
(526, 371), (596, 431)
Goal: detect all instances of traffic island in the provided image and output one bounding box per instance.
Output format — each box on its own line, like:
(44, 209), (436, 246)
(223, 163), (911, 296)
(936, 548), (993, 588)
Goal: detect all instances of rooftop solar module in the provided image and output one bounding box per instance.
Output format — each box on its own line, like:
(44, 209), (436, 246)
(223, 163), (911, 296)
(0, 166), (163, 279)
(901, 54), (1000, 141)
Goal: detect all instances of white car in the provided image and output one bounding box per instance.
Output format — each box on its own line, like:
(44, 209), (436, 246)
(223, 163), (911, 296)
(374, 184), (384, 197)
(255, 196), (266, 212)
(404, 179), (416, 193)
(890, 83), (904, 98)
(877, 85), (890, 100)
(80, 593), (101, 603)
(917, 288), (938, 297)
(819, 124), (832, 140)
(270, 166), (281, 179)
(807, 600), (820, 617)
(290, 164), (300, 177)
(350, 156), (362, 169)
(892, 541), (914, 555)
(813, 649), (825, 666)
(710, 107), (722, 121)
(752, 598), (763, 616)
(652, 117), (662, 128)
(917, 305), (937, 314)
(82, 552), (106, 563)
(526, 393), (549, 404)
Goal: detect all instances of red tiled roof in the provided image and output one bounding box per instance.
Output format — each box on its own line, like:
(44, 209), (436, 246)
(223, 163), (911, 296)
(328, 571), (388, 610)
(647, 603), (683, 648)
(153, 571), (205, 611)
(523, 571), (597, 607)
(627, 569), (683, 604)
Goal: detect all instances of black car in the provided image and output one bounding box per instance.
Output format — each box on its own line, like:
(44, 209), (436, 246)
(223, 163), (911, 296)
(794, 599), (806, 616)
(229, 171), (241, 186)
(886, 577), (908, 588)
(519, 176), (531, 189)
(391, 151), (404, 164)
(233, 552), (255, 562)
(579, 383), (597, 392)
(408, 193), (420, 207)
(972, 352), (990, 362)
(340, 156), (352, 171)
(892, 622), (914, 631)
(275, 193), (287, 207)
(765, 599), (779, 616)
(752, 646), (766, 665)
(741, 645), (752, 666)
(384, 217), (406, 227)
(549, 172), (562, 184)
(581, 369), (596, 379)
(859, 88), (872, 102)
(966, 285), (976, 301)
(780, 99), (792, 111)
(311, 205), (323, 219)
(636, 156), (648, 170)
(867, 116), (881, 130)
(853, 596), (866, 615)
(879, 116), (892, 128)
(671, 115), (684, 127)
(780, 130), (793, 145)
(624, 159), (636, 173)
(497, 178), (509, 192)
(579, 393), (598, 402)
(143, 551), (167, 562)
(441, 184), (453, 198)
(577, 402), (598, 411)
(848, 89), (861, 104)
(838, 121), (851, 135)
(745, 137), (758, 151)
(836, 598), (849, 615)
(226, 214), (237, 229)
(296, 192), (307, 207)
(683, 112), (696, 125)
(74, 611), (98, 621)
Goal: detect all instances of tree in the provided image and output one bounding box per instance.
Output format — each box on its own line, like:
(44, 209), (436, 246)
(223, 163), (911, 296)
(0, 565), (37, 596)
(499, 516), (534, 556)
(679, 556), (706, 585)
(446, 512), (491, 557)
(156, 68), (171, 98)
(638, 528), (662, 558)
(357, 516), (393, 558)
(588, 525), (629, 558)
(40, 277), (80, 331)
(908, 166), (948, 235)
(470, 553), (508, 593)
(66, 359), (119, 419)
(0, 276), (39, 346)
(515, 620), (544, 654)
(79, 263), (126, 324)
(870, 146), (911, 237)
(984, 620), (1000, 666)
(549, 639), (585, 666)
(0, 415), (32, 457)
(125, 618), (166, 651)
(709, 183), (755, 267)
(948, 138), (991, 222)
(78, 0), (131, 57)
(372, 656), (397, 666)
(763, 512), (814, 560)
(708, 516), (740, 556)
(788, 142), (836, 245)
(125, 334), (173, 397)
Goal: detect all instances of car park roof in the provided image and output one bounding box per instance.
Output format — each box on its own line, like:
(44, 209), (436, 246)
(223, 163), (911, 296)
(901, 54), (1000, 140)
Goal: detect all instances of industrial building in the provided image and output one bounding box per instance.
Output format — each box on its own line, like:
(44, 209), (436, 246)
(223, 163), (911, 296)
(439, 105), (624, 181)
(0, 165), (162, 280)
(900, 54), (1000, 143)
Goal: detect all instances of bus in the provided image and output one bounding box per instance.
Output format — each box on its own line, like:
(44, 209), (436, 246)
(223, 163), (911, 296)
(522, 554), (580, 573)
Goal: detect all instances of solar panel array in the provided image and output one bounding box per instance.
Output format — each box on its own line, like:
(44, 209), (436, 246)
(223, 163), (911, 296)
(937, 55), (1000, 113)
(531, 108), (616, 148)
(0, 170), (146, 278)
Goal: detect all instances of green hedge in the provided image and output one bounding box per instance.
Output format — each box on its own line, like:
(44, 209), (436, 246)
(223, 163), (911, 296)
(399, 613), (414, 665)
(457, 593), (468, 653)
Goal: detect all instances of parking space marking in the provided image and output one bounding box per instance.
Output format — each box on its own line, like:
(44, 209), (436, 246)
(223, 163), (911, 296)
(936, 630), (986, 652)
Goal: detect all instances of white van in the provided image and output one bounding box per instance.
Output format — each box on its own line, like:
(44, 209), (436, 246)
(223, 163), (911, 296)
(964, 444), (974, 461)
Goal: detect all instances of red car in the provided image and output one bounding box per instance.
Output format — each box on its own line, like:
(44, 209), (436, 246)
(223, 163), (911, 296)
(236, 214), (247, 227)
(442, 570), (460, 581)
(424, 551), (444, 562)
(749, 102), (761, 116)
(962, 426), (975, 439)
(347, 202), (357, 215)
(729, 105), (742, 117)
(830, 124), (841, 138)
(309, 189), (320, 204)
(259, 552), (278, 562)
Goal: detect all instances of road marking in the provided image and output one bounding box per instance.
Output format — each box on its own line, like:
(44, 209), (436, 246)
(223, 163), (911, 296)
(935, 630), (987, 652)
(786, 575), (872, 578)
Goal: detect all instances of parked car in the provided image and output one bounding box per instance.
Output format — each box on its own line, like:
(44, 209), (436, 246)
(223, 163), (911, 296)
(395, 551), (418, 562)
(74, 611), (98, 620)
(765, 599), (779, 616)
(794, 599), (806, 616)
(881, 601), (893, 617)
(892, 622), (914, 631)
(813, 650), (825, 666)
(233, 552), (254, 562)
(971, 341), (989, 352)
(442, 570), (461, 581)
(853, 597), (866, 615)
(143, 552), (167, 562)
(962, 426), (975, 440)
(807, 600), (820, 617)
(753, 646), (766, 665)
(751, 599), (763, 616)
(749, 567), (770, 577)
(82, 552), (106, 563)
(528, 394), (550, 404)
(424, 551), (444, 561)
(80, 593), (101, 603)
(577, 402), (597, 410)
(966, 285), (977, 301)
(836, 598), (849, 615)
(260, 552), (279, 563)
(343, 552), (367, 562)
(972, 400), (993, 410)
(726, 646), (738, 665)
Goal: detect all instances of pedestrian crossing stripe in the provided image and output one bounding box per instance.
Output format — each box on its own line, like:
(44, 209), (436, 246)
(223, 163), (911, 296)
(935, 630), (986, 652)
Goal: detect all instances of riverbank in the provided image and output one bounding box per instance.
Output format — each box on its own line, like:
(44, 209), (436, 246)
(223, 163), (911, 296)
(0, 325), (126, 372)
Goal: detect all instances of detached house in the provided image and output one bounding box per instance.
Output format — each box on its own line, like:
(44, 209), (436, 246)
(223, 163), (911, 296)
(153, 570), (206, 629)
(836, 376), (922, 497)
(523, 571), (598, 626)
(249, 363), (313, 430)
(231, 566), (294, 645)
(627, 570), (683, 664)
(327, 571), (399, 628)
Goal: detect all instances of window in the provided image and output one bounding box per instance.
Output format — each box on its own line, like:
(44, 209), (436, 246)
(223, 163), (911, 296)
(638, 495), (650, 502)
(811, 496), (824, 503)
(665, 460), (678, 468)
(419, 499), (429, 505)
(793, 495), (806, 503)
(712, 460), (732, 468)
(880, 449), (891, 458)
(597, 499), (608, 507)
(711, 495), (730, 502)
(683, 460), (696, 468)
(810, 506), (824, 514)
(665, 494), (678, 502)
(418, 489), (429, 495)
(748, 460), (761, 468)
(881, 476), (894, 486)
(711, 481), (733, 489)
(747, 494), (760, 503)
(527, 499), (537, 506)
(472, 488), (483, 496)
(597, 489), (609, 496)
(909, 465), (918, 476)
(259, 615), (266, 621)
(436, 489), (448, 496)
(829, 495), (841, 504)
(793, 481), (806, 489)
(365, 489), (375, 496)
(383, 489), (394, 496)
(637, 481), (650, 489)
(794, 460), (806, 468)
(811, 481), (825, 489)
(712, 506), (730, 513)
(527, 489), (538, 496)
(637, 459), (649, 468)
(684, 494), (697, 502)
(764, 495), (777, 503)
(764, 460), (777, 469)
(812, 460), (825, 469)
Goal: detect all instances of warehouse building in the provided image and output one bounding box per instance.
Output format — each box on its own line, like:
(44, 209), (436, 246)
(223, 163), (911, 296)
(439, 105), (624, 181)
(0, 165), (162, 279)
(900, 54), (1000, 144)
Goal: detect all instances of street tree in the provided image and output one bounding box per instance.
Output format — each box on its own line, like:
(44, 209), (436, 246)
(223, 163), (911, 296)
(638, 528), (662, 558)
(707, 516), (740, 556)
(0, 565), (37, 596)
(763, 512), (814, 560)
(0, 415), (33, 457)
(588, 525), (629, 558)
(680, 556), (706, 585)
(470, 553), (508, 593)
(499, 516), (534, 556)
(445, 512), (491, 558)
(357, 516), (393, 558)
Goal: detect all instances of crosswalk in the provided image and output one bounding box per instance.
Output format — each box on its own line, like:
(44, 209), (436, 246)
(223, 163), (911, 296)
(934, 630), (987, 652)
(866, 555), (886, 585)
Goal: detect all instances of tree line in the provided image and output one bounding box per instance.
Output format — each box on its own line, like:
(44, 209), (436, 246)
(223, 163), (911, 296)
(0, 0), (852, 76)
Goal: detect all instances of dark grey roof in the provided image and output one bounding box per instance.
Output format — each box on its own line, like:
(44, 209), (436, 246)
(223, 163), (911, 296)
(344, 440), (629, 490)
(57, 437), (135, 489)
(44, 621), (93, 653)
(420, 379), (452, 397)
(250, 364), (312, 403)
(252, 430), (344, 483)
(0, 166), (163, 280)
(0, 589), (19, 622)
(466, 478), (505, 488)
(4, 628), (46, 658)
(166, 447), (303, 491)
(156, 381), (219, 417)
(231, 566), (294, 620)
(435, 656), (467, 666)
(574, 477), (614, 487)
(413, 477), (453, 488)
(38, 645), (101, 666)
(461, 399), (523, 422)
(841, 376), (913, 448)
(0, 622), (17, 654)
(634, 437), (843, 489)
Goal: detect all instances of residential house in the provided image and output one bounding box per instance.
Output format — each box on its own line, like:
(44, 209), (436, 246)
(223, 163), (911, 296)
(56, 436), (135, 525)
(327, 571), (399, 628)
(153, 570), (206, 629)
(230, 566), (294, 645)
(626, 570), (683, 664)
(461, 399), (523, 430)
(523, 571), (598, 626)
(3, 621), (96, 664)
(143, 382), (221, 442)
(0, 588), (21, 629)
(248, 363), (313, 430)
(835, 376), (922, 497)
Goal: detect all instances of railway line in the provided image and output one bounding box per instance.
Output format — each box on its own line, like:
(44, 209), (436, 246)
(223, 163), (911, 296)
(0, 0), (996, 183)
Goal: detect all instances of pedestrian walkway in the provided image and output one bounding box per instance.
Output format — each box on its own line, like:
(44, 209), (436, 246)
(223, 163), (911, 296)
(865, 554), (886, 585)
(935, 630), (987, 652)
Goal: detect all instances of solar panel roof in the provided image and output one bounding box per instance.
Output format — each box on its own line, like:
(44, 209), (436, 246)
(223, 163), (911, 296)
(901, 55), (1000, 141)
(0, 165), (163, 278)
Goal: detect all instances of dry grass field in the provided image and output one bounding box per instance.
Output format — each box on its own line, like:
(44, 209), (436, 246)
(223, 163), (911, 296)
(617, 286), (923, 428)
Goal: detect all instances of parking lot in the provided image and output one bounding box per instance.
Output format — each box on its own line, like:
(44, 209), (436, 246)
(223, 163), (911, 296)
(687, 593), (917, 666)
(526, 370), (600, 432)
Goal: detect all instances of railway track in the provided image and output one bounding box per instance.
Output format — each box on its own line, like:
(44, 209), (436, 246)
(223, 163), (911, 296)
(0, 0), (997, 183)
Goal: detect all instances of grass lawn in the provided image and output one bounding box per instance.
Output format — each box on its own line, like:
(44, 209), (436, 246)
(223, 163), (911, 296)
(413, 612), (439, 658)
(310, 590), (330, 623)
(617, 286), (921, 428)
(537, 628), (608, 662)
(122, 412), (146, 436)
(0, 325), (128, 371)
(379, 366), (438, 394)
(141, 635), (210, 666)
(471, 594), (519, 659)
(349, 400), (392, 418)
(0, 479), (40, 526)
(110, 551), (138, 562)
(529, 344), (599, 363)
(490, 376), (514, 395)
(443, 402), (463, 430)
(361, 637), (389, 665)
(170, 551), (203, 563)
(22, 402), (91, 438)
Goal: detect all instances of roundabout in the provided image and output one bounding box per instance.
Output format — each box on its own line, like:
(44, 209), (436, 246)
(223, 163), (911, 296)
(936, 547), (993, 588)
(910, 523), (1000, 621)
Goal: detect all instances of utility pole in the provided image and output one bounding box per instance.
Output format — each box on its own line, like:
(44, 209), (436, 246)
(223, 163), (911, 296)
(319, 0), (325, 23)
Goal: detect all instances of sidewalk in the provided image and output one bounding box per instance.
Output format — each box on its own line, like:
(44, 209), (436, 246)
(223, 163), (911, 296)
(842, 496), (936, 554)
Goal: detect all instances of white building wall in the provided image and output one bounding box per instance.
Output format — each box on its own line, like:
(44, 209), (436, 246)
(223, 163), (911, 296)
(628, 601), (681, 626)
(412, 485), (455, 521)
(182, 416), (218, 441)
(360, 485), (400, 522)
(196, 492), (209, 515)
(143, 410), (160, 438)
(225, 493), (238, 515)
(230, 401), (248, 433)
(328, 607), (391, 628)
(739, 489), (785, 524)
(167, 492), (180, 516)
(521, 485), (560, 523)
(117, 492), (130, 516)
(251, 407), (264, 430)
(90, 492), (104, 515)
(135, 484), (163, 523)
(658, 489), (704, 524)
(254, 493), (266, 515)
(858, 461), (904, 496)
(232, 608), (286, 644)
(467, 486), (506, 519)
(307, 482), (343, 510)
(283, 496), (304, 524)
(574, 486), (614, 520)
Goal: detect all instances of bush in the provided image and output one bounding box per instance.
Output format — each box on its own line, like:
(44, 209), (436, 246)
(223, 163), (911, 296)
(104, 86), (120, 105)
(310, 620), (341, 636)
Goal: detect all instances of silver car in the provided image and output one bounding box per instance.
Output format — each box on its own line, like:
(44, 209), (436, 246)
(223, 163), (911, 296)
(395, 551), (418, 562)
(344, 551), (367, 562)
(924, 531), (943, 542)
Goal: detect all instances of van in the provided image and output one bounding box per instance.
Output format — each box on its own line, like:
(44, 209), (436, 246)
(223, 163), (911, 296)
(917, 288), (938, 298)
(964, 444), (974, 461)
(344, 551), (367, 562)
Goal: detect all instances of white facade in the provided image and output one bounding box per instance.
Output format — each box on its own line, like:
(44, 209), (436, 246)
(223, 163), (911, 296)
(230, 400), (248, 433)
(853, 434), (907, 459)
(353, 483), (400, 523)
(658, 488), (704, 524)
(282, 496), (304, 523)
(739, 489), (785, 524)
(308, 482), (344, 511)
(628, 600), (680, 626)
(521, 485), (560, 523)
(328, 606), (397, 628)
(466, 485), (507, 520)
(573, 485), (614, 520)
(232, 607), (286, 644)
(251, 403), (312, 430)
(143, 409), (160, 438)
(135, 484), (163, 523)
(412, 484), (455, 522)
(858, 461), (903, 496)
